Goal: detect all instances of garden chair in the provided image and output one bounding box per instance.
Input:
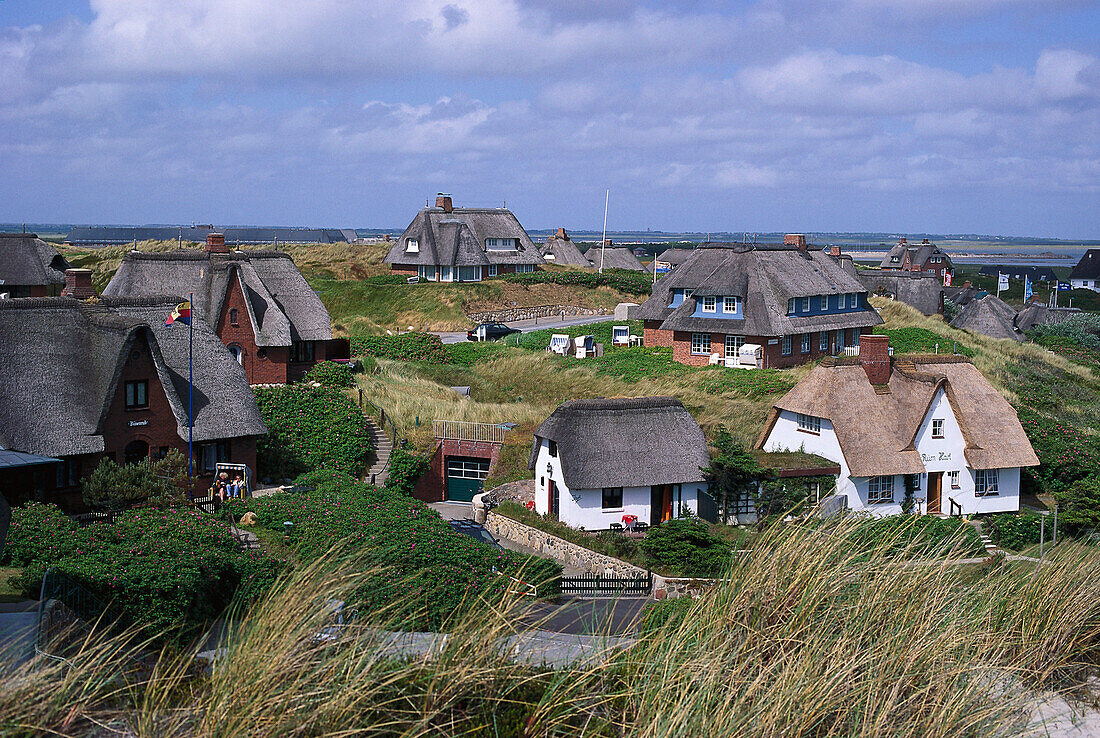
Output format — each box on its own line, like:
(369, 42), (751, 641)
(634, 521), (649, 532)
(609, 522), (624, 533)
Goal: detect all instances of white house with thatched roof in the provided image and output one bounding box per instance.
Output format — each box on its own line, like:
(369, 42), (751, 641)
(530, 397), (715, 530)
(757, 335), (1038, 516)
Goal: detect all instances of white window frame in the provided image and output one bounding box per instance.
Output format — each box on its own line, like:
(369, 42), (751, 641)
(787, 298), (795, 315)
(702, 296), (716, 313)
(801, 296), (810, 312)
(486, 238), (517, 251)
(691, 333), (711, 355)
(405, 238), (419, 253)
(947, 470), (960, 489)
(801, 333), (811, 353)
(796, 413), (821, 434)
(417, 264), (436, 281)
(515, 264), (534, 274)
(975, 469), (1000, 496)
(725, 334), (743, 357)
(820, 331), (829, 351)
(868, 475), (894, 504)
(782, 335), (792, 355)
(723, 296), (738, 313)
(838, 293), (847, 309)
(487, 264), (498, 277)
(440, 266), (452, 282)
(931, 419), (944, 439)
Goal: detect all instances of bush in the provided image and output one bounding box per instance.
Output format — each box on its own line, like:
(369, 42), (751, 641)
(384, 446), (429, 495)
(82, 450), (191, 511)
(303, 360), (356, 388)
(499, 269), (653, 295)
(359, 274), (408, 285)
(843, 516), (985, 558)
(446, 341), (509, 366)
(1, 502), (81, 568)
(1056, 474), (1100, 538)
(350, 332), (450, 365)
(640, 517), (731, 577)
(1017, 409), (1100, 499)
(987, 511), (1043, 551)
(1027, 312), (1100, 350)
(254, 385), (372, 481)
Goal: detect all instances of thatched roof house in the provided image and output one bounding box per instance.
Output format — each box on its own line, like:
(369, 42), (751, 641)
(857, 270), (944, 315)
(539, 228), (590, 267)
(943, 282), (986, 307)
(588, 246), (646, 272)
(0, 233), (70, 298)
(1014, 303), (1082, 332)
(950, 294), (1023, 342)
(384, 194), (543, 281)
(879, 238), (953, 275)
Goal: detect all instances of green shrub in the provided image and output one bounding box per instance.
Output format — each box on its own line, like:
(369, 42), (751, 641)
(82, 450), (191, 511)
(987, 511), (1043, 551)
(359, 274), (408, 285)
(254, 385), (372, 481)
(843, 516), (985, 558)
(359, 355), (379, 375)
(303, 360), (356, 388)
(384, 447), (429, 495)
(350, 332), (450, 364)
(1027, 312), (1100, 350)
(1, 502), (81, 568)
(499, 269), (652, 295)
(1055, 474), (1100, 538)
(640, 517), (731, 577)
(697, 368), (796, 397)
(446, 341), (509, 366)
(1017, 409), (1100, 499)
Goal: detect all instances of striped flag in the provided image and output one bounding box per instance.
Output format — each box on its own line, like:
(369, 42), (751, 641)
(165, 301), (192, 326)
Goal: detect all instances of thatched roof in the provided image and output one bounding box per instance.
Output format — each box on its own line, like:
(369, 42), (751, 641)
(1014, 304), (1082, 332)
(943, 283), (986, 307)
(857, 270), (944, 315)
(950, 294), (1023, 342)
(1070, 249), (1100, 281)
(587, 247), (646, 272)
(384, 205), (544, 268)
(879, 240), (951, 270)
(637, 243), (882, 336)
(529, 397), (709, 489)
(757, 355), (1038, 477)
(539, 234), (590, 267)
(0, 234), (70, 287)
(103, 250), (331, 347)
(0, 297), (266, 458)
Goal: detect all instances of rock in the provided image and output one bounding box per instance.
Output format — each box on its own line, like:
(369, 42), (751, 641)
(240, 511), (257, 526)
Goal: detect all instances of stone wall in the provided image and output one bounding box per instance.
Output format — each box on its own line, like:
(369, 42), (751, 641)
(485, 511), (648, 577)
(485, 478), (535, 505)
(651, 576), (729, 600)
(467, 304), (606, 323)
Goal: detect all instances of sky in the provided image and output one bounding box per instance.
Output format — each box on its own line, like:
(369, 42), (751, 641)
(1, 1), (1098, 237)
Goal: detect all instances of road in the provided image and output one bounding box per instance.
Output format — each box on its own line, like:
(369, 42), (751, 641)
(434, 314), (617, 344)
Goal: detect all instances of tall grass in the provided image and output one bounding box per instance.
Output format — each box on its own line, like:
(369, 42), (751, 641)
(2, 518), (1097, 736)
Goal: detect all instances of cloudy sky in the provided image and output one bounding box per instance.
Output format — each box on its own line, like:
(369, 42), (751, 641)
(2, 1), (1098, 236)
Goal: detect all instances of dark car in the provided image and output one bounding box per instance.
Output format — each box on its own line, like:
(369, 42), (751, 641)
(448, 519), (504, 550)
(467, 322), (520, 341)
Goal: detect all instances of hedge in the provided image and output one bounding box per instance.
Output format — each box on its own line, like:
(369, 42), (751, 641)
(254, 385), (373, 481)
(303, 360), (356, 388)
(987, 511), (1043, 551)
(499, 269), (653, 295)
(350, 332), (450, 364)
(843, 516), (985, 558)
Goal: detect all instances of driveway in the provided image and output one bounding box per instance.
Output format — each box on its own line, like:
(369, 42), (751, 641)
(434, 314), (617, 344)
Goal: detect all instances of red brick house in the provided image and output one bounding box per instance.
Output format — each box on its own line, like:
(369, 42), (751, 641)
(637, 238), (883, 369)
(879, 237), (954, 283)
(0, 233), (71, 298)
(383, 194), (544, 282)
(0, 271), (267, 511)
(104, 233), (348, 384)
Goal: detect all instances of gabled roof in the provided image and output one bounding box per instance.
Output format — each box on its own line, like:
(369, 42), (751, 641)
(943, 284), (986, 307)
(757, 356), (1038, 477)
(1014, 304), (1082, 332)
(0, 234), (70, 288)
(539, 235), (590, 267)
(1070, 250), (1100, 281)
(879, 241), (951, 270)
(950, 294), (1023, 342)
(384, 206), (544, 268)
(857, 270), (944, 316)
(0, 297), (266, 458)
(103, 250), (331, 346)
(529, 397), (709, 490)
(637, 244), (882, 336)
(588, 247), (646, 272)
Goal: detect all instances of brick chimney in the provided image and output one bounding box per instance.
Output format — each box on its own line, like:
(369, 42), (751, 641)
(205, 232), (228, 253)
(61, 268), (96, 299)
(436, 193), (453, 213)
(784, 233), (807, 252)
(921, 238), (930, 244)
(556, 227), (568, 240)
(858, 334), (891, 385)
(603, 238), (613, 247)
(898, 237), (907, 244)
(829, 244), (842, 257)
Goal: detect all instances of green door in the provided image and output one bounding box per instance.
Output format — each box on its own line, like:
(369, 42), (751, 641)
(445, 457), (490, 502)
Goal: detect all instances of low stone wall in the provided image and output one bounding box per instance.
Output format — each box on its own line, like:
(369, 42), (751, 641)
(485, 511), (647, 577)
(652, 576), (729, 600)
(484, 479), (535, 505)
(467, 305), (606, 323)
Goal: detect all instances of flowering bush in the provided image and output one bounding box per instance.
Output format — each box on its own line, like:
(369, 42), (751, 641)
(254, 385), (373, 481)
(987, 511), (1043, 551)
(303, 360), (356, 388)
(500, 269), (652, 295)
(1, 502), (81, 568)
(384, 447), (430, 495)
(350, 333), (451, 365)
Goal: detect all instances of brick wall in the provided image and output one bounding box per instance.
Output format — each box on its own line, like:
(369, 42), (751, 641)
(390, 264), (417, 275)
(214, 272), (294, 384)
(643, 321), (673, 347)
(411, 438), (503, 503)
(665, 328), (875, 369)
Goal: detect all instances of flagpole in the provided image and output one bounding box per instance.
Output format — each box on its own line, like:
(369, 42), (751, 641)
(188, 290), (194, 480)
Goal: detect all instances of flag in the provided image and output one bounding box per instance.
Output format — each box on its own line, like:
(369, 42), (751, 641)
(998, 273), (1009, 291)
(943, 271), (953, 287)
(1024, 276), (1033, 302)
(165, 301), (191, 326)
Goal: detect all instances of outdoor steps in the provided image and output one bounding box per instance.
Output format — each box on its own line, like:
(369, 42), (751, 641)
(968, 519), (1004, 557)
(363, 414), (392, 487)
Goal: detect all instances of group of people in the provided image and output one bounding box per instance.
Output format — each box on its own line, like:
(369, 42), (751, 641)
(213, 470), (247, 502)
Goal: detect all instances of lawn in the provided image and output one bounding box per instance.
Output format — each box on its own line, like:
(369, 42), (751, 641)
(0, 567), (24, 602)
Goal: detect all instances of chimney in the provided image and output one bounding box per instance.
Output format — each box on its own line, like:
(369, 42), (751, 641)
(435, 193), (453, 213)
(858, 334), (891, 385)
(61, 268), (96, 299)
(205, 232), (228, 253)
(963, 280), (972, 289)
(829, 244), (842, 257)
(555, 227), (568, 240)
(921, 238), (930, 244)
(603, 238), (613, 247)
(898, 237), (907, 244)
(784, 233), (807, 252)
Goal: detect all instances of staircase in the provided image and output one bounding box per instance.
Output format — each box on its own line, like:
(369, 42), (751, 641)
(364, 414), (393, 487)
(969, 519), (1002, 557)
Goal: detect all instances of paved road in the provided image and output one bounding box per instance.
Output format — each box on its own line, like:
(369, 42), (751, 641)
(435, 314), (617, 344)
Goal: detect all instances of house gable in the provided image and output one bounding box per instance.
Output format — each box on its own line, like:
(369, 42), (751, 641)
(98, 329), (180, 463)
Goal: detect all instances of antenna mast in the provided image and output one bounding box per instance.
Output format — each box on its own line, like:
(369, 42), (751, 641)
(599, 189), (609, 274)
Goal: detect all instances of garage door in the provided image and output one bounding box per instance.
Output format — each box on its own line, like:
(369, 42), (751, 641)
(445, 457), (490, 502)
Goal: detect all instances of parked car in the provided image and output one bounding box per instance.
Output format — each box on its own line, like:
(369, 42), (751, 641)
(467, 322), (520, 342)
(448, 519), (504, 550)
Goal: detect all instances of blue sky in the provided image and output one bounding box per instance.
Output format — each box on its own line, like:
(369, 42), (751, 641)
(1, 1), (1098, 237)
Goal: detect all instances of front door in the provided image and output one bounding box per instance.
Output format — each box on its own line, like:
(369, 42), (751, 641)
(927, 472), (942, 515)
(548, 479), (559, 519)
(650, 485), (673, 525)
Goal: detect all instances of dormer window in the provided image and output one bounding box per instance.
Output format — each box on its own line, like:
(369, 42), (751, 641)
(723, 296), (738, 312)
(787, 298), (795, 315)
(486, 238), (518, 251)
(405, 238), (419, 253)
(229, 308), (239, 326)
(701, 296), (716, 313)
(891, 256), (900, 263)
(801, 297), (810, 312)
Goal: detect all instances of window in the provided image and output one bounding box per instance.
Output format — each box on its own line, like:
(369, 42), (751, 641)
(796, 413), (821, 433)
(405, 238), (419, 253)
(124, 440), (149, 466)
(787, 298), (796, 315)
(838, 293), (847, 309)
(683, 289), (693, 298)
(835, 330), (845, 351)
(725, 334), (744, 357)
(486, 238), (518, 251)
(975, 469), (1000, 496)
(850, 293), (859, 308)
(701, 296), (716, 313)
(601, 487), (624, 509)
(782, 335), (792, 355)
(125, 380), (148, 409)
(292, 341), (315, 363)
(891, 256), (900, 262)
(56, 458), (80, 488)
(691, 332), (711, 355)
(515, 264), (534, 274)
(440, 266), (452, 281)
(458, 265), (481, 282)
(228, 345), (244, 365)
(723, 296), (738, 313)
(931, 419), (944, 439)
(201, 441), (231, 472)
(418, 265), (437, 280)
(547, 440), (558, 457)
(820, 331), (829, 351)
(947, 470), (960, 489)
(801, 334), (811, 353)
(229, 308), (239, 326)
(487, 264), (498, 277)
(801, 296), (810, 313)
(729, 494), (754, 516)
(868, 475), (894, 503)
